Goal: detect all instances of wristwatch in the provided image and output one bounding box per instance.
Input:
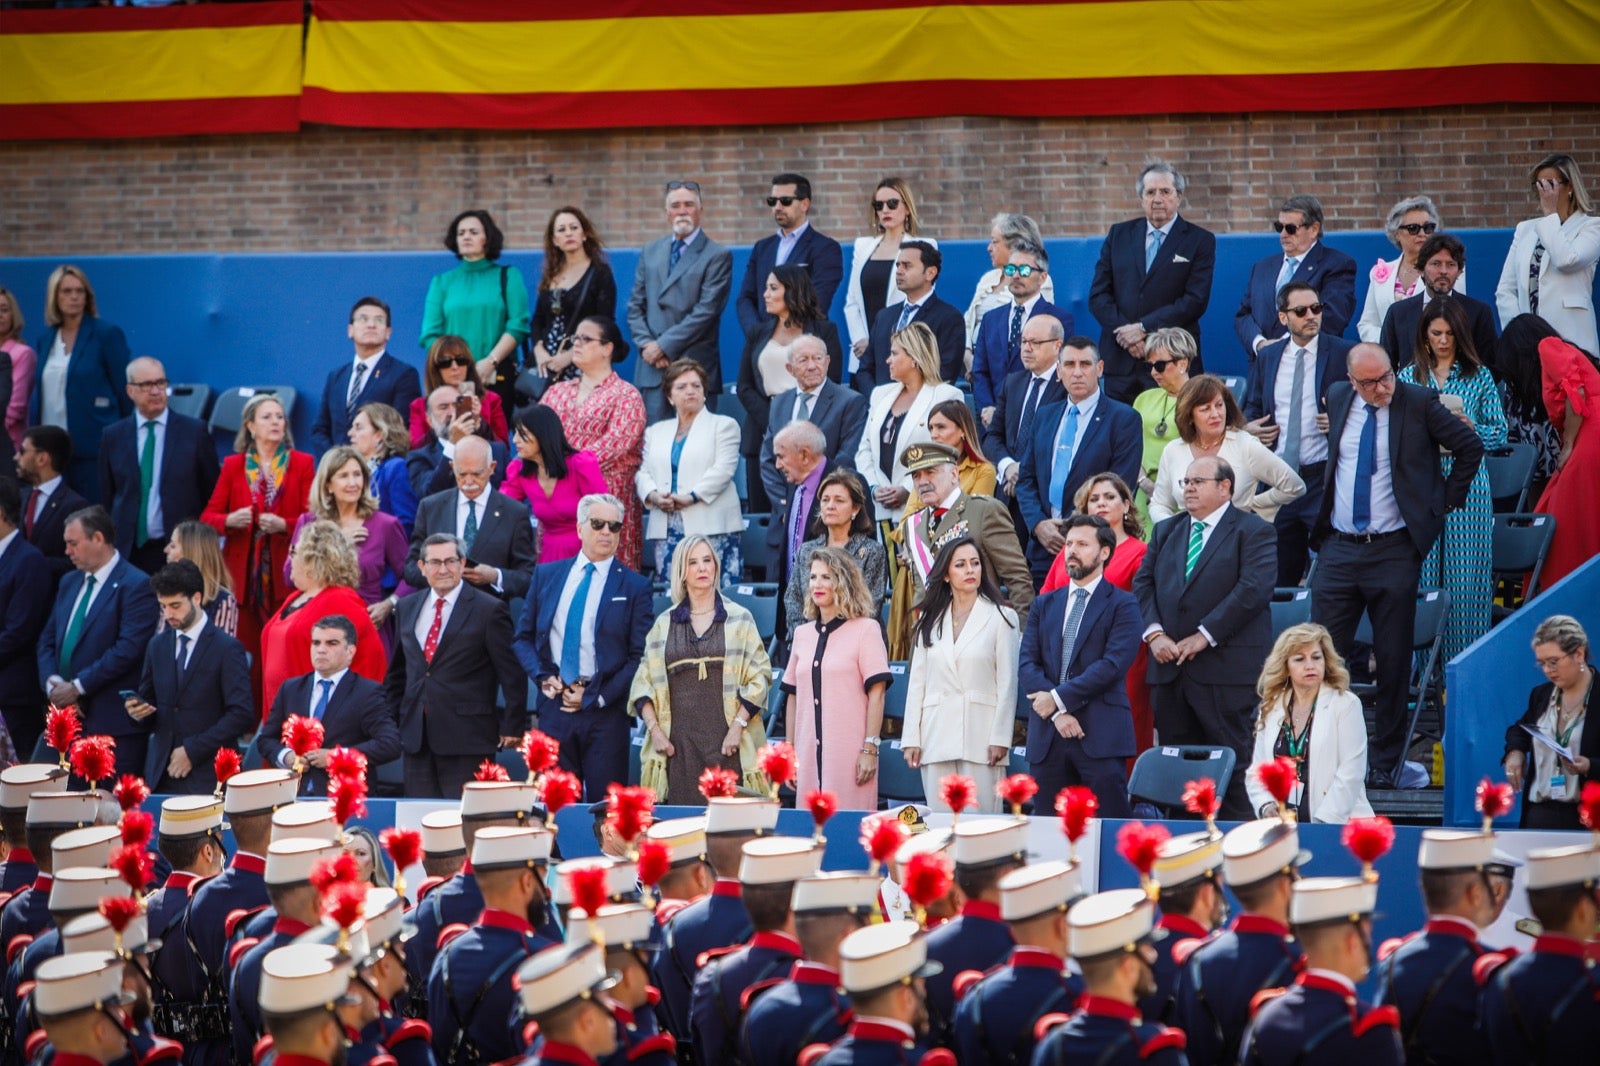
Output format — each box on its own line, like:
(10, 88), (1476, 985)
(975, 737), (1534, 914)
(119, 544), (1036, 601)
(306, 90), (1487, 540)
(734, 716), (750, 730)
(863, 736), (881, 748)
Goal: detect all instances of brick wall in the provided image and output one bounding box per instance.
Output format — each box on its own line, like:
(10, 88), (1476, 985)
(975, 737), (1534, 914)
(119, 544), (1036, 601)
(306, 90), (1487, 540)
(3, 103), (1596, 256)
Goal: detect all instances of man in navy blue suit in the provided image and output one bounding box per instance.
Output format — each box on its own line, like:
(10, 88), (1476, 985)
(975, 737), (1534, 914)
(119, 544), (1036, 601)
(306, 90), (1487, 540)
(735, 173), (844, 334)
(15, 426), (89, 584)
(0, 477), (53, 758)
(1089, 161), (1218, 403)
(857, 241), (968, 389)
(514, 493), (653, 800)
(128, 561), (254, 795)
(1018, 515), (1143, 814)
(310, 296), (422, 455)
(37, 505), (158, 780)
(1378, 233), (1499, 366)
(1016, 337), (1144, 583)
(1234, 196), (1357, 361)
(972, 242), (1073, 425)
(985, 314), (1068, 541)
(97, 357), (220, 574)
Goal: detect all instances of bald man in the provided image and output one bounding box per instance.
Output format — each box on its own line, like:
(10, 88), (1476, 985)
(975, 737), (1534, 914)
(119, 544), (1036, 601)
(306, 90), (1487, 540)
(404, 434), (537, 600)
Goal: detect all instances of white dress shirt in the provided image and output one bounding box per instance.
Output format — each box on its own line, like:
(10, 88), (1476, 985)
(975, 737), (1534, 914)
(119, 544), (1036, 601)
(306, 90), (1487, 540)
(275, 666), (350, 768)
(1048, 389), (1102, 518)
(135, 410), (169, 539)
(29, 475), (62, 528)
(454, 490), (503, 587)
(413, 579), (465, 649)
(54, 551), (122, 690)
(1332, 401), (1403, 534)
(348, 352), (383, 404)
(997, 371), (1057, 481)
(1143, 502), (1230, 645)
(1051, 572), (1103, 714)
(1271, 336), (1328, 465)
(41, 335), (70, 430)
(549, 553), (614, 681)
(172, 610), (206, 670)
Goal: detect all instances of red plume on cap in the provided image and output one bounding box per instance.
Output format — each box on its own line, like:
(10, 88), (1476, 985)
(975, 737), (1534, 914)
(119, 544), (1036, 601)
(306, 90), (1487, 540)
(381, 827), (422, 901)
(326, 747), (368, 783)
(698, 768), (739, 800)
(1342, 816), (1395, 882)
(1475, 777), (1516, 834)
(568, 865), (609, 919)
(475, 760), (510, 782)
(1116, 822), (1171, 900)
(45, 706), (81, 769)
(803, 790), (838, 841)
(861, 812), (908, 876)
(1182, 778), (1221, 836)
(99, 894), (141, 934)
(522, 730), (560, 780)
(606, 785), (656, 847)
(213, 748), (241, 795)
(541, 769), (581, 818)
(939, 774), (976, 825)
(1254, 757), (1299, 822)
(113, 775), (149, 813)
(1055, 787), (1098, 862)
(324, 880), (368, 951)
(70, 735), (116, 787)
(1580, 782), (1600, 842)
(284, 715), (325, 763)
(119, 809), (154, 850)
(997, 774), (1039, 817)
(330, 775), (368, 826)
(903, 851), (953, 927)
(110, 843), (153, 893)
(310, 853), (361, 896)
(637, 839), (671, 894)
(758, 741), (797, 798)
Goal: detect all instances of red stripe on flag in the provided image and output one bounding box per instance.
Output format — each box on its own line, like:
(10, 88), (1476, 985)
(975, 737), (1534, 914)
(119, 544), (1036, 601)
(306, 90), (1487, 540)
(0, 1), (303, 34)
(1, 97), (302, 142)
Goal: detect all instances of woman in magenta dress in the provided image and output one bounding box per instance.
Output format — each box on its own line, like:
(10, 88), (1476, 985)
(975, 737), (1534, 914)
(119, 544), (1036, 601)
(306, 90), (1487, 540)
(783, 546), (892, 811)
(541, 316), (648, 569)
(499, 404), (606, 563)
(1533, 336), (1600, 587)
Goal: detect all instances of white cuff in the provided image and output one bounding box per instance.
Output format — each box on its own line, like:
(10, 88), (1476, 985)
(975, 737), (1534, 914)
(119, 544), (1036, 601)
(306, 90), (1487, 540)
(1142, 624), (1164, 642)
(1198, 624), (1218, 648)
(1051, 690), (1066, 714)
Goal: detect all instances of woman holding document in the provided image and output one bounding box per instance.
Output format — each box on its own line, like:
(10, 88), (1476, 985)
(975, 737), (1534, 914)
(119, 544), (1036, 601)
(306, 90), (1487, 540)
(1504, 615), (1598, 829)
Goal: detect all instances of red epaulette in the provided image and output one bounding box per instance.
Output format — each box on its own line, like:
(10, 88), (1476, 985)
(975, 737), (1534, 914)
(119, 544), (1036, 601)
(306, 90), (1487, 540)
(225, 905), (265, 939)
(696, 943), (741, 968)
(1376, 933), (1415, 962)
(740, 976), (786, 1012)
(136, 1035), (185, 1064)
(1249, 986), (1289, 1016)
(656, 897), (691, 924)
(951, 968), (985, 1001)
(438, 922), (471, 950)
(23, 1029), (48, 1061)
(918, 1049), (957, 1066)
(6, 932), (33, 965)
(17, 980), (35, 1002)
(522, 1019), (541, 1047)
(1034, 1012), (1072, 1042)
(384, 1018), (432, 1046)
(0, 891), (14, 910)
(797, 1044), (831, 1066)
(1169, 937), (1206, 966)
(228, 937), (261, 970)
(644, 984), (662, 1007)
(252, 1034), (274, 1066)
(366, 1055), (398, 1066)
(1138, 1027), (1187, 1058)
(628, 1032), (677, 1060)
(415, 876), (446, 902)
(1474, 952), (1513, 987)
(1352, 1004), (1401, 1037)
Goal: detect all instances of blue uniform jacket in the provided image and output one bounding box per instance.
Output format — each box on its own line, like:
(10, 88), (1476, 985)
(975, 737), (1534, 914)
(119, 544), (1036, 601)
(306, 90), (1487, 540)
(1375, 916), (1491, 1066)
(688, 930), (801, 1066)
(1478, 934), (1600, 1066)
(1030, 995), (1188, 1066)
(1140, 914), (1213, 1025)
(1240, 972), (1402, 1066)
(812, 1018), (951, 1066)
(739, 961), (852, 1066)
(1169, 913), (1300, 1066)
(170, 853), (267, 1066)
(229, 919), (312, 1063)
(924, 901), (1013, 1047)
(655, 881), (751, 1046)
(406, 869), (482, 997)
(427, 909), (554, 1065)
(953, 947), (1082, 1066)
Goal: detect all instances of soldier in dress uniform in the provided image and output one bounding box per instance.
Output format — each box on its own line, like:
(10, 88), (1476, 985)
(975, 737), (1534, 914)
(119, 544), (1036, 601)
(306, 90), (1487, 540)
(690, 837), (819, 1064)
(143, 798), (225, 954)
(415, 812), (467, 904)
(25, 907), (166, 1063)
(32, 950), (182, 1066)
(511, 943), (620, 1065)
(952, 859), (1084, 1065)
(1376, 829), (1517, 1066)
(1239, 875), (1403, 1066)
(804, 921), (953, 1066)
(549, 856), (639, 933)
(254, 943), (361, 1066)
(656, 796), (778, 1053)
(1169, 817), (1305, 1066)
(345, 888), (434, 1066)
(923, 817), (1026, 1045)
(1141, 831), (1226, 1024)
(0, 765), (68, 897)
(1478, 843), (1600, 1063)
(8, 867), (126, 1059)
(427, 825), (556, 1065)
(877, 809), (952, 925)
(739, 871), (877, 1066)
(641, 817), (711, 921)
(562, 901), (674, 1066)
(235, 803), (348, 944)
(1, 792), (104, 961)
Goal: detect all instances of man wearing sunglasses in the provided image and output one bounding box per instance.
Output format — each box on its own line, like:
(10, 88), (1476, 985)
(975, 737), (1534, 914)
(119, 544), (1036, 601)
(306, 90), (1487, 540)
(972, 242), (1072, 425)
(1234, 196), (1357, 359)
(309, 296), (422, 455)
(734, 173), (843, 336)
(1377, 233), (1499, 367)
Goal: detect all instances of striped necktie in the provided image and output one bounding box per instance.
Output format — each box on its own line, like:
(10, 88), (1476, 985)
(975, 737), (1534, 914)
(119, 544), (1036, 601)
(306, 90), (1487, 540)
(1184, 520), (1206, 580)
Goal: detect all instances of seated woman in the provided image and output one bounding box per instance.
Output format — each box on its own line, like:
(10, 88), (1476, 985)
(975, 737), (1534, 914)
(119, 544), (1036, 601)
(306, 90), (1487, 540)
(1245, 623), (1373, 824)
(349, 402), (419, 535)
(499, 404), (606, 564)
(162, 520), (239, 637)
(1504, 615), (1598, 830)
(785, 468), (887, 637)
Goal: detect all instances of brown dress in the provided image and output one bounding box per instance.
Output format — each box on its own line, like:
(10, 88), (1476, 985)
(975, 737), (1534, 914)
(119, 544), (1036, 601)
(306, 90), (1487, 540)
(665, 616), (740, 802)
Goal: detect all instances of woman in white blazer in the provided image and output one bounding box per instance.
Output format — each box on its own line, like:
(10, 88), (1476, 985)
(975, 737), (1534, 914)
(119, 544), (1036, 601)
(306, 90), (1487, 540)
(636, 360), (743, 580)
(1244, 623), (1374, 824)
(1148, 374), (1304, 524)
(901, 538), (1020, 812)
(843, 178), (937, 367)
(1357, 195), (1465, 343)
(856, 322), (964, 526)
(1496, 153), (1600, 356)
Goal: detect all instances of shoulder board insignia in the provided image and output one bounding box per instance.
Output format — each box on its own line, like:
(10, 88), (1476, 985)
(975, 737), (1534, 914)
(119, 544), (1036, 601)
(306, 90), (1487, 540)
(137, 1036), (186, 1064)
(696, 943), (740, 968)
(385, 1018), (431, 1045)
(252, 1034), (275, 1066)
(1249, 986), (1289, 1016)
(366, 1055), (398, 1066)
(24, 1029), (49, 1061)
(740, 977), (786, 1012)
(1376, 934), (1412, 962)
(6, 933), (34, 965)
(918, 1050), (958, 1066)
(522, 1019), (541, 1047)
(1353, 1005), (1402, 1037)
(628, 1033), (678, 1060)
(438, 922), (471, 950)
(415, 876), (446, 902)
(228, 937), (261, 970)
(797, 1045), (832, 1066)
(1138, 1027), (1188, 1057)
(224, 905), (266, 939)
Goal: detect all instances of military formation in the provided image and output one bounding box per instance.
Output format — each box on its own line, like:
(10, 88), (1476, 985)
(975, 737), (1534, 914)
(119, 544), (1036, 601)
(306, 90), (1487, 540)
(2, 726), (1599, 1066)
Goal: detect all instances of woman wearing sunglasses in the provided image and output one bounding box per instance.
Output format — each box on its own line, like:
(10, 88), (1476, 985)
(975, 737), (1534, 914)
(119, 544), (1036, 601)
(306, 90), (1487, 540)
(1496, 152), (1600, 357)
(843, 177), (937, 372)
(1356, 196), (1460, 343)
(408, 334), (509, 448)
(1131, 328), (1193, 525)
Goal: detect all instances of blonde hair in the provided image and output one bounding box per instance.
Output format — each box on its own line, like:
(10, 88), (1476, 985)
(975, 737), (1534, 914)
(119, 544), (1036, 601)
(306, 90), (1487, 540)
(1254, 623), (1350, 732)
(802, 546), (874, 621)
(890, 322), (943, 386)
(869, 176), (921, 235)
(44, 265), (97, 328)
(311, 446), (378, 521)
(0, 287), (25, 342)
(169, 520), (233, 601)
(291, 519), (361, 592)
(234, 394), (295, 454)
(669, 534), (722, 604)
(357, 402), (410, 461)
(1532, 614), (1589, 660)
(1144, 327), (1197, 365)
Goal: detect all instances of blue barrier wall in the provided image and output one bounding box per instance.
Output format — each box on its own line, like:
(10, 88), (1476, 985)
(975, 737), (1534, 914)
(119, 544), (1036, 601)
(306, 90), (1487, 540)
(0, 227), (1535, 450)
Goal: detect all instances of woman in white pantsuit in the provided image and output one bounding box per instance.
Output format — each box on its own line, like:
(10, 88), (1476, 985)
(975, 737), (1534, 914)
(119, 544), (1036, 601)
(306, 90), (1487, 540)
(1496, 153), (1600, 356)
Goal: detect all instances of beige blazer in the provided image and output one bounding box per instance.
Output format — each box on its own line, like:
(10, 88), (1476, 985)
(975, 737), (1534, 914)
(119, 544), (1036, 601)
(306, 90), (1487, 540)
(1245, 685), (1375, 824)
(856, 380), (965, 521)
(901, 597), (1021, 765)
(636, 410), (743, 539)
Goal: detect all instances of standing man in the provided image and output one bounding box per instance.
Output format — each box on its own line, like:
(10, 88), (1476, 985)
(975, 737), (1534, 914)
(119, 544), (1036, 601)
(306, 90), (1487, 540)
(758, 338), (868, 514)
(1310, 343), (1483, 787)
(735, 173), (844, 334)
(1378, 234), (1499, 365)
(983, 314), (1067, 542)
(859, 241), (967, 388)
(515, 494), (652, 800)
(628, 180), (735, 416)
(37, 506), (159, 781)
(97, 357), (219, 574)
(1235, 195), (1358, 361)
(769, 421), (836, 618)
(1142, 831), (1227, 1024)
(310, 297), (422, 455)
(15, 426), (88, 583)
(1243, 282), (1354, 587)
(1089, 160), (1218, 403)
(972, 243), (1072, 424)
(404, 435), (535, 601)
(1018, 515), (1143, 814)
(811, 922), (946, 1066)
(0, 477), (53, 758)
(1133, 457), (1276, 819)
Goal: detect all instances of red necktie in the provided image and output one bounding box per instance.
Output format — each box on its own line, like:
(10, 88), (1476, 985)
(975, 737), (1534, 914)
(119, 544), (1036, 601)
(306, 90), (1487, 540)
(24, 492), (39, 539)
(933, 507), (948, 521)
(423, 597), (446, 662)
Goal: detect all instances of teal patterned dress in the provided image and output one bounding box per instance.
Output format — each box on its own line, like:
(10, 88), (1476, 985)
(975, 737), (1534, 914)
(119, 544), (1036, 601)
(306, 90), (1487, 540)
(1399, 360), (1506, 661)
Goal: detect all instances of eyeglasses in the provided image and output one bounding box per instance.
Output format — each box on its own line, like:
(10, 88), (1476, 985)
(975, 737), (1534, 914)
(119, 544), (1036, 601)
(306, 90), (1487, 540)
(1537, 650), (1576, 670)
(1395, 222), (1438, 236)
(1284, 303), (1325, 318)
(1020, 338), (1060, 349)
(435, 356), (473, 368)
(570, 333), (604, 346)
(1272, 220), (1314, 235)
(420, 557), (463, 569)
(352, 314), (388, 325)
(766, 196), (799, 207)
(588, 518), (624, 533)
(1350, 370), (1396, 388)
(872, 197), (902, 211)
(1177, 477), (1224, 488)
(129, 379), (168, 391)
(1148, 359), (1179, 374)
(1003, 264), (1042, 277)
(666, 181), (701, 192)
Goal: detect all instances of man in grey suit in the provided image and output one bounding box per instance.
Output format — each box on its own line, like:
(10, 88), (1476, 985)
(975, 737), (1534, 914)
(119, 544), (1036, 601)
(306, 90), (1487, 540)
(403, 436), (537, 601)
(627, 181), (735, 418)
(757, 335), (868, 512)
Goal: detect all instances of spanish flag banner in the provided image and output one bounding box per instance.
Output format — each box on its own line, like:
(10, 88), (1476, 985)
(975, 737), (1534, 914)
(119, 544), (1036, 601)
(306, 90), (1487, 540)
(300, 0), (1600, 131)
(0, 2), (303, 141)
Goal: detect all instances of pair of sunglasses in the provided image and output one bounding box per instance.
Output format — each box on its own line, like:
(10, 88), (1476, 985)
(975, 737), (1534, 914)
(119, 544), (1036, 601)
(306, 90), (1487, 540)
(588, 518), (624, 533)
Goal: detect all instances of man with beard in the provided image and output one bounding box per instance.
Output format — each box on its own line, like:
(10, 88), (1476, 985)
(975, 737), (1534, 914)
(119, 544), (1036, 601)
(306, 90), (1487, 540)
(33, 951), (182, 1066)
(256, 944), (359, 1066)
(1141, 831), (1228, 1024)
(1378, 233), (1498, 369)
(807, 921), (948, 1066)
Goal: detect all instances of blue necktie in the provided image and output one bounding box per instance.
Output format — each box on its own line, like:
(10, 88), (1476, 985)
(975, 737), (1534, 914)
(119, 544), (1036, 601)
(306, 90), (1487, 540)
(669, 238), (684, 271)
(1008, 304), (1024, 360)
(895, 300), (917, 332)
(312, 678), (333, 721)
(175, 633), (190, 677)
(1057, 588), (1089, 685)
(1146, 229), (1163, 271)
(1352, 403), (1378, 531)
(1276, 256), (1301, 293)
(1047, 405), (1081, 517)
(560, 563), (596, 682)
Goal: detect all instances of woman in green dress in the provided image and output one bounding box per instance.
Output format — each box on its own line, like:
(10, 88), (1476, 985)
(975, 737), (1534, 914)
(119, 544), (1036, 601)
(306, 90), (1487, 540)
(1131, 327), (1194, 527)
(419, 209), (532, 416)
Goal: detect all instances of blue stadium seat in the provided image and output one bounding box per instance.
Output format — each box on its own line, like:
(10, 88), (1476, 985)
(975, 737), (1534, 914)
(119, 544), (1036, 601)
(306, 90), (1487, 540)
(1128, 745), (1238, 816)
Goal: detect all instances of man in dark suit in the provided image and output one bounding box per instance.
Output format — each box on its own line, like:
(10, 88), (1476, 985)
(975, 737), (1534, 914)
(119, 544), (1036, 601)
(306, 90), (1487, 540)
(15, 425), (89, 583)
(1133, 456), (1277, 819)
(1235, 195), (1358, 361)
(628, 181), (735, 414)
(514, 494), (653, 799)
(1019, 514), (1143, 813)
(387, 533), (527, 798)
(1088, 161), (1218, 403)
(857, 241), (968, 388)
(1378, 233), (1499, 366)
(406, 384), (511, 499)
(734, 172), (844, 334)
(258, 613), (402, 794)
(1017, 337), (1144, 583)
(0, 476), (53, 757)
(768, 422), (835, 591)
(985, 314), (1069, 541)
(972, 242), (1073, 424)
(36, 505), (159, 779)
(758, 337), (868, 513)
(404, 435), (535, 600)
(309, 296), (422, 455)
(1310, 343), (1484, 786)
(126, 560), (254, 795)
(1242, 281), (1355, 587)
(97, 357), (220, 574)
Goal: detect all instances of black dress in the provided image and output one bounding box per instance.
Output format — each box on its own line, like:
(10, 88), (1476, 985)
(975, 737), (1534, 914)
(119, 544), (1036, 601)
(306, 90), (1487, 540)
(860, 258), (894, 336)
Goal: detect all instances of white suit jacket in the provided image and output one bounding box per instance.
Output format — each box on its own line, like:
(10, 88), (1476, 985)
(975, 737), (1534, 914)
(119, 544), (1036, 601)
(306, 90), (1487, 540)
(1245, 686), (1375, 824)
(856, 381), (964, 520)
(843, 234), (941, 348)
(635, 411), (742, 539)
(1495, 212), (1600, 355)
(900, 597), (1020, 764)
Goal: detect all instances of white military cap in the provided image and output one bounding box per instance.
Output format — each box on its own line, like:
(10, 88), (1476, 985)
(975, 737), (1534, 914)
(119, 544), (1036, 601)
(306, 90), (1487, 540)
(49, 868), (125, 912)
(272, 801), (341, 843)
(0, 765), (68, 811)
(515, 942), (618, 1019)
(895, 827), (952, 867)
(645, 817), (707, 866)
(1417, 829), (1497, 872)
(1290, 876), (1378, 926)
(550, 857), (639, 905)
(224, 769), (298, 816)
(1222, 818), (1308, 887)
(794, 872), (880, 915)
(564, 902), (660, 952)
(158, 795), (225, 838)
(705, 797), (780, 837)
(258, 944), (356, 1015)
(33, 951), (124, 1018)
(951, 818), (1028, 870)
(1154, 831), (1225, 889)
(26, 791), (101, 829)
(265, 838), (343, 886)
(838, 920), (941, 994)
(61, 910), (155, 955)
(295, 918), (374, 969)
(361, 887), (413, 950)
(421, 810), (466, 857)
(1525, 843), (1600, 891)
(1069, 888), (1163, 961)
(739, 837), (823, 886)
(1000, 860), (1082, 922)
(470, 826), (554, 871)
(458, 782), (544, 823)
(52, 825), (121, 869)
